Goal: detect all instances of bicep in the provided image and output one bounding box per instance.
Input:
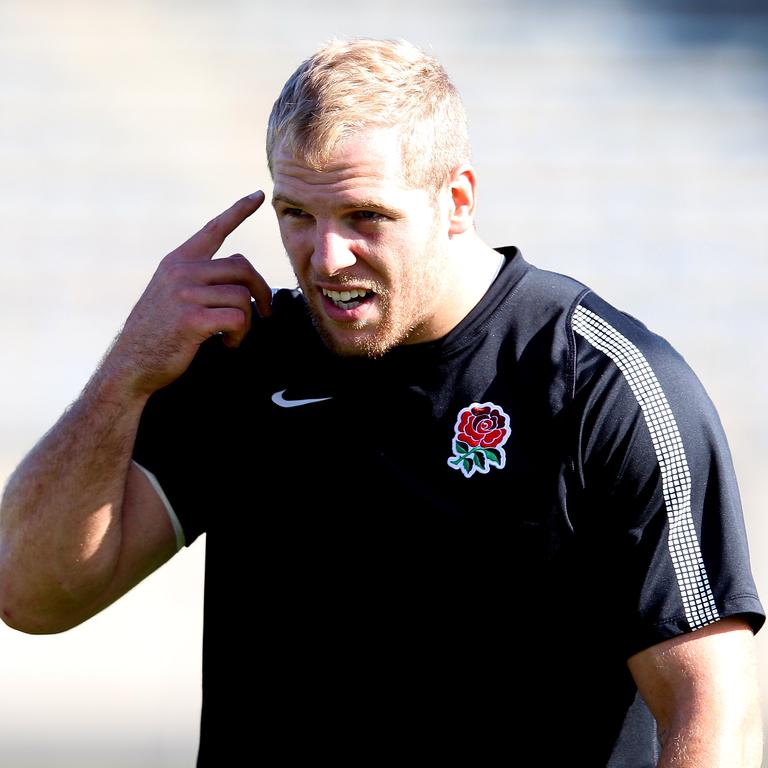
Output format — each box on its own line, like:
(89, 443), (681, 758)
(68, 462), (180, 626)
(115, 462), (181, 587)
(628, 618), (762, 766)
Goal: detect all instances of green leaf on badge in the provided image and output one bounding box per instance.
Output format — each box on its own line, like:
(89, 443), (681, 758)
(473, 451), (486, 470)
(455, 440), (469, 455)
(463, 457), (473, 473)
(484, 448), (502, 465)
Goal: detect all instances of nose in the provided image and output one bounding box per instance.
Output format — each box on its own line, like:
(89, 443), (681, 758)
(311, 224), (357, 276)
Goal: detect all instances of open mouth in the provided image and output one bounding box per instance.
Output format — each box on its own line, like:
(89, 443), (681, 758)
(321, 287), (375, 310)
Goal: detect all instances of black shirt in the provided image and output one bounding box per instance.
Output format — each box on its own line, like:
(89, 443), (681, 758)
(134, 248), (764, 765)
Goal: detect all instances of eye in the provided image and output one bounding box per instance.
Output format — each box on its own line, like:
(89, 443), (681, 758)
(283, 207), (310, 219)
(351, 210), (388, 223)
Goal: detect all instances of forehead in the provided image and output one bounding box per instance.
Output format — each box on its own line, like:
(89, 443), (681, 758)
(271, 128), (418, 206)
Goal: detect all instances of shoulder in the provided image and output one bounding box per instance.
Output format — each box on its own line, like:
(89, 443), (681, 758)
(489, 249), (591, 371)
(571, 291), (688, 377)
(496, 250), (591, 322)
(569, 290), (719, 449)
(493, 252), (700, 400)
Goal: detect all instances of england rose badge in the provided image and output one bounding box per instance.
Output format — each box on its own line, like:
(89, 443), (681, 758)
(448, 402), (511, 478)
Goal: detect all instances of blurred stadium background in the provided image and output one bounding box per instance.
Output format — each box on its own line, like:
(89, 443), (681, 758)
(1, 1), (767, 765)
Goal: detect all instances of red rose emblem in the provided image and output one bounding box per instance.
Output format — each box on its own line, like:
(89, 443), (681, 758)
(448, 401), (511, 477)
(457, 405), (509, 448)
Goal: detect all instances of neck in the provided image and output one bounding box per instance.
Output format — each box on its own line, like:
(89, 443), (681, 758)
(449, 230), (504, 309)
(412, 231), (504, 344)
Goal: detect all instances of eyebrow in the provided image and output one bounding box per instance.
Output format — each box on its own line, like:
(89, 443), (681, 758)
(272, 194), (401, 217)
(271, 194), (303, 208)
(354, 198), (396, 212)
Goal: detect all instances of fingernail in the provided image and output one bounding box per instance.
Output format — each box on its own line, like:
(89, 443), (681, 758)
(247, 190), (264, 200)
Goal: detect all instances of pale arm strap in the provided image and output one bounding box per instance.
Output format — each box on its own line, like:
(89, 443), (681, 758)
(132, 460), (186, 551)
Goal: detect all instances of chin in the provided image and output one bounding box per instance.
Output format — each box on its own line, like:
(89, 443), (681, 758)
(303, 294), (415, 358)
(321, 331), (393, 359)
(312, 318), (400, 359)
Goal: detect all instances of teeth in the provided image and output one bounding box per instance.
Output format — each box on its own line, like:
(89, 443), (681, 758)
(322, 288), (371, 302)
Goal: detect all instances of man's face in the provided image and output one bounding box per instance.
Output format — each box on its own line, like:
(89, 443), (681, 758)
(271, 128), (452, 357)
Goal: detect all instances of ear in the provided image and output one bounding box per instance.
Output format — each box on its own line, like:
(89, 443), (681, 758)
(447, 164), (477, 236)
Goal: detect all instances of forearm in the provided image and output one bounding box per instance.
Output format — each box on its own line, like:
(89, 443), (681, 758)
(630, 619), (763, 768)
(0, 194), (268, 633)
(656, 702), (762, 767)
(0, 366), (149, 633)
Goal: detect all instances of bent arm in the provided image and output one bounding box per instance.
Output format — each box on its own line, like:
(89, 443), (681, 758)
(628, 617), (762, 767)
(0, 193), (270, 633)
(0, 373), (177, 634)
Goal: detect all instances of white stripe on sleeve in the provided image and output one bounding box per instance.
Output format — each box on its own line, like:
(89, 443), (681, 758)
(572, 304), (719, 630)
(132, 460), (186, 551)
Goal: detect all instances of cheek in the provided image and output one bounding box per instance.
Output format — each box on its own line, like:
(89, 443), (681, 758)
(279, 226), (312, 266)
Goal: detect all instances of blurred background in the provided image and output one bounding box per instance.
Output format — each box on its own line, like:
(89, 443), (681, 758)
(1, 0), (767, 765)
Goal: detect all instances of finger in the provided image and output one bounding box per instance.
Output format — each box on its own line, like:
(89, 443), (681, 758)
(197, 254), (272, 317)
(178, 283), (254, 312)
(167, 191), (265, 264)
(246, 262), (273, 318)
(164, 253), (272, 309)
(220, 299), (253, 348)
(196, 306), (251, 345)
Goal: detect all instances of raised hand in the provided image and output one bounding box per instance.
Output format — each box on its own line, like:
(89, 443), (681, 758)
(105, 192), (271, 398)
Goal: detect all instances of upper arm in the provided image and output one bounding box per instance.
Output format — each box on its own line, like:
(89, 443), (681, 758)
(627, 617), (762, 766)
(59, 462), (180, 630)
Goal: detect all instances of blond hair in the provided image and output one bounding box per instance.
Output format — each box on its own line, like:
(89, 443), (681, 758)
(266, 38), (470, 193)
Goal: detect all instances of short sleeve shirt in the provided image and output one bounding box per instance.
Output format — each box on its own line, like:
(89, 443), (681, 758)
(133, 248), (764, 765)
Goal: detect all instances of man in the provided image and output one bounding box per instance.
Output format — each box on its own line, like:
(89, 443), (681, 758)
(0, 39), (764, 765)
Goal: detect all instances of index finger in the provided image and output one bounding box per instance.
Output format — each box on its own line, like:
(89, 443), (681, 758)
(167, 191), (266, 263)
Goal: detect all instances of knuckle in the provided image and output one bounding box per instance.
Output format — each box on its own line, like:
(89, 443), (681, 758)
(232, 284), (251, 304)
(161, 260), (186, 283)
(226, 307), (247, 329)
(180, 304), (207, 329)
(201, 217), (221, 237)
(228, 254), (252, 275)
(176, 283), (197, 304)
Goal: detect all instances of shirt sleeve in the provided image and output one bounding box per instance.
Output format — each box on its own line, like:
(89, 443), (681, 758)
(571, 294), (764, 657)
(131, 336), (232, 546)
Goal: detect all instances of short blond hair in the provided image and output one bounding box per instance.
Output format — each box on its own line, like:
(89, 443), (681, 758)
(266, 38), (470, 193)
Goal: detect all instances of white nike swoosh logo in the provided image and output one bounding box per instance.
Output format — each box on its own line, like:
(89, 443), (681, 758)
(271, 389), (333, 408)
